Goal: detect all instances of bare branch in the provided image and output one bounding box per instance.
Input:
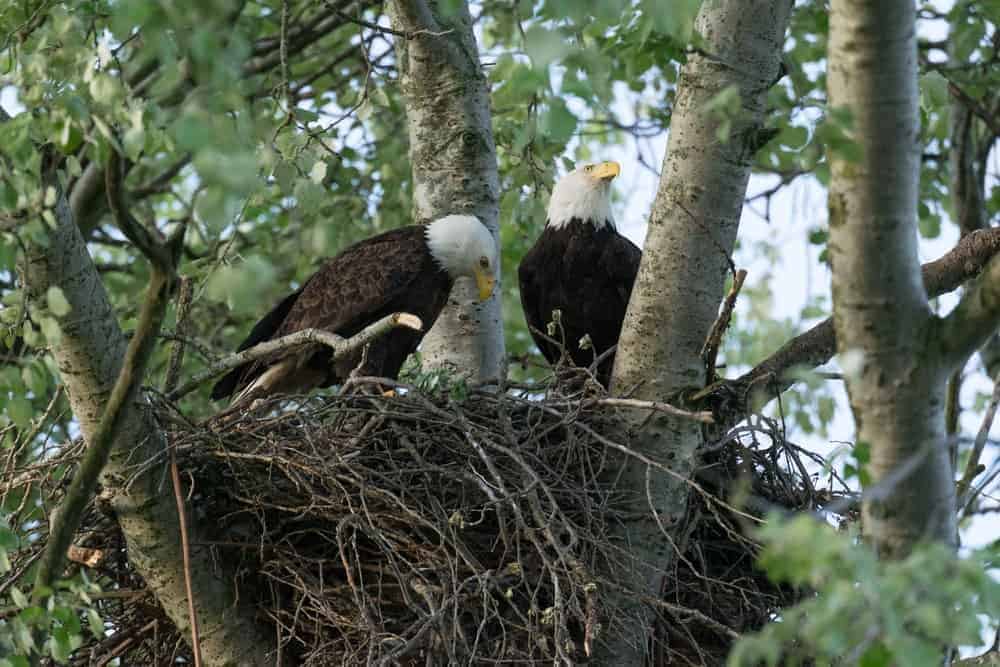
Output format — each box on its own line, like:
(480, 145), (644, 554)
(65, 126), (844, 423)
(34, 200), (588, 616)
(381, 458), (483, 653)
(243, 1), (359, 76)
(737, 227), (1000, 406)
(105, 149), (174, 270)
(958, 369), (1000, 511)
(588, 397), (714, 424)
(168, 312), (424, 401)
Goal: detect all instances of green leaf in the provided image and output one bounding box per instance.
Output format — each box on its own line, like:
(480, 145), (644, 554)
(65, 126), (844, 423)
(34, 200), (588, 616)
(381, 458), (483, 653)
(206, 256), (278, 315)
(273, 161), (296, 193)
(50, 626), (71, 663)
(171, 112), (216, 153)
(539, 99), (577, 144)
(45, 287), (71, 317)
(309, 160), (327, 185)
(12, 617), (34, 653)
(293, 179), (326, 214)
(919, 72), (948, 111)
(643, 0), (701, 42)
(9, 586), (28, 608)
(523, 26), (573, 69)
(777, 124), (808, 150)
(807, 228), (828, 245)
(6, 396), (32, 430)
(38, 317), (63, 345)
(294, 107), (319, 123)
(193, 149), (259, 194)
(87, 609), (104, 639)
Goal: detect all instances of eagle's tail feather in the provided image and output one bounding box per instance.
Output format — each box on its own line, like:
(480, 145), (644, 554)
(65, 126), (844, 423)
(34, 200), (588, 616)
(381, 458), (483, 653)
(229, 359), (296, 406)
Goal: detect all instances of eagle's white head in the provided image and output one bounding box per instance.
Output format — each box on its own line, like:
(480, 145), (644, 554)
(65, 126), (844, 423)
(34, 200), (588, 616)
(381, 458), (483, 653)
(546, 161), (620, 229)
(425, 214), (498, 301)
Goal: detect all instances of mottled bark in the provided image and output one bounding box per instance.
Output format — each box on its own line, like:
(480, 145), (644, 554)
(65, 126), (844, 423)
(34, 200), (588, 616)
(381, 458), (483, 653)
(601, 1), (792, 661)
(22, 188), (275, 666)
(387, 0), (504, 381)
(827, 0), (956, 556)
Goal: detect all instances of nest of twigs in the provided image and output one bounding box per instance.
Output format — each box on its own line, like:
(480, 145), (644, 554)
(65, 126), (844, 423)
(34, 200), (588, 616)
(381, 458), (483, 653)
(4, 372), (853, 666)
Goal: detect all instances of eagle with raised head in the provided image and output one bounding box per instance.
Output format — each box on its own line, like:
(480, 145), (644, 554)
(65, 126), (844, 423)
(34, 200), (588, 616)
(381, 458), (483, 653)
(517, 161), (641, 386)
(211, 214), (498, 402)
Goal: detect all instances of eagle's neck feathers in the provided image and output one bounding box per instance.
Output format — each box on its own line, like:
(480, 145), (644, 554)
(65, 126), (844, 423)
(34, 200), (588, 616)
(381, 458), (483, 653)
(545, 171), (615, 230)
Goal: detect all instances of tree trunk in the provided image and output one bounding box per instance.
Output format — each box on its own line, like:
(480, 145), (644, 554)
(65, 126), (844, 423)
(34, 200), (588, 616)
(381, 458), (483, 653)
(387, 0), (504, 382)
(827, 0), (956, 556)
(601, 1), (792, 661)
(22, 189), (276, 666)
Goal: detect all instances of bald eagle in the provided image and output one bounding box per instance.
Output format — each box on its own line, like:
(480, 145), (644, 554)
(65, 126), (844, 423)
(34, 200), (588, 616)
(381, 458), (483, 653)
(211, 214), (498, 402)
(517, 162), (641, 386)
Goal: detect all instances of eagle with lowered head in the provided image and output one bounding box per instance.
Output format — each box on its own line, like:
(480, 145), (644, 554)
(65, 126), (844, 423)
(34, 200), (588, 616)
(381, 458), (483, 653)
(517, 161), (641, 387)
(211, 214), (498, 403)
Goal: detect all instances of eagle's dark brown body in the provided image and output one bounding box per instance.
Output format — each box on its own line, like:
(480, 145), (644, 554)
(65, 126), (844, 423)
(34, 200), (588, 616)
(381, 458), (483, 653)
(211, 226), (452, 401)
(517, 219), (641, 386)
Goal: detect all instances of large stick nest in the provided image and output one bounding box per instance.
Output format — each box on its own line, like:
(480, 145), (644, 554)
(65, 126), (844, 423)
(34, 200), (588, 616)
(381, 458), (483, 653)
(5, 374), (853, 666)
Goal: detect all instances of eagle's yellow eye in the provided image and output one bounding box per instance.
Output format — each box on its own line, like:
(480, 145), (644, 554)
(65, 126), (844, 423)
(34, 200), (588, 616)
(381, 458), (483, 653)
(584, 165), (594, 172)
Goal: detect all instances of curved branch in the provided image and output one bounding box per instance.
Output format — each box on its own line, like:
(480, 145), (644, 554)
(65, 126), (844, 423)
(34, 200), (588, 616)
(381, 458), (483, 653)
(938, 253), (1000, 370)
(737, 227), (1000, 405)
(168, 312), (423, 400)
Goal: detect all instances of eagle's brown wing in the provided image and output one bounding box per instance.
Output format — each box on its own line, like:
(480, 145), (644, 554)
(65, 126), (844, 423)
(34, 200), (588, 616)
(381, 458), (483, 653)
(211, 227), (429, 401)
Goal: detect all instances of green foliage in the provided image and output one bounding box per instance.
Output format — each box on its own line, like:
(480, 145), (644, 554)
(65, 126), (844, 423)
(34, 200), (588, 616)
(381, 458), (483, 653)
(403, 355), (471, 402)
(0, 521), (104, 664)
(729, 516), (1000, 667)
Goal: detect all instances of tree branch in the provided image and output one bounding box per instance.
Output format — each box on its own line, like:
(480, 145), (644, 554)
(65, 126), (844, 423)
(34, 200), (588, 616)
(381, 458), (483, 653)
(105, 149), (174, 269)
(958, 369), (1000, 511)
(737, 227), (1000, 406)
(243, 1), (360, 75)
(938, 253), (1000, 370)
(33, 257), (172, 600)
(589, 397), (714, 424)
(168, 312), (423, 400)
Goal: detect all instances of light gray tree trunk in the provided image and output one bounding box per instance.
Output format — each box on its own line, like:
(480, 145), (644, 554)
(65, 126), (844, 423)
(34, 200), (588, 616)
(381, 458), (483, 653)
(22, 190), (275, 666)
(827, 0), (959, 558)
(387, 0), (504, 382)
(602, 1), (792, 661)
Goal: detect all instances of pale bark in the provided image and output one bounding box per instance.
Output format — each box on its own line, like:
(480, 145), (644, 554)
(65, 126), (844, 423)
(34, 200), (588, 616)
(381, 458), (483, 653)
(387, 0), (504, 382)
(22, 188), (275, 666)
(827, 0), (956, 555)
(602, 0), (792, 661)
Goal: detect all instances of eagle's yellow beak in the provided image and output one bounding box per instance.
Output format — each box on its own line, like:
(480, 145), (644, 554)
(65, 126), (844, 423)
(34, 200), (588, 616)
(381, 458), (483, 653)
(474, 267), (496, 302)
(590, 161), (621, 182)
